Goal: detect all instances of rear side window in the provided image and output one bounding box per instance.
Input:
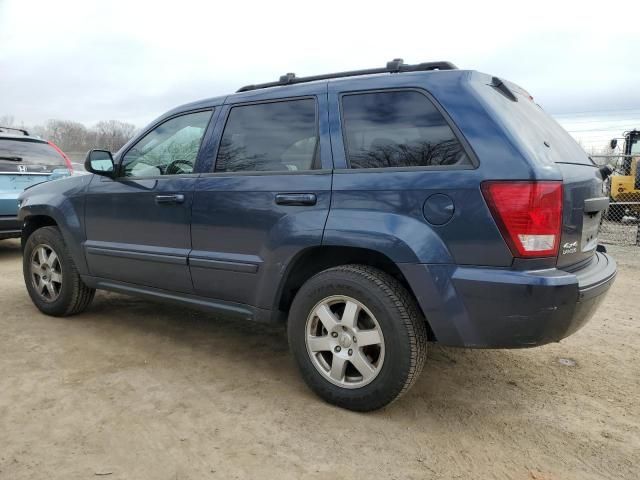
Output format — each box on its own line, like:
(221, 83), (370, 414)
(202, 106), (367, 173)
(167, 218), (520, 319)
(341, 91), (470, 169)
(215, 98), (318, 173)
(478, 81), (593, 166)
(0, 139), (66, 170)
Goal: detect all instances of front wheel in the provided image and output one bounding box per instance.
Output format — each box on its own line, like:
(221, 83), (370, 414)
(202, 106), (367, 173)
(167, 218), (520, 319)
(23, 226), (95, 316)
(288, 264), (428, 411)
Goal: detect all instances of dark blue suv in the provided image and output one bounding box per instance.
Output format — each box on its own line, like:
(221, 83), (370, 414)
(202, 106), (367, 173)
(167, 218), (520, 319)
(18, 60), (616, 411)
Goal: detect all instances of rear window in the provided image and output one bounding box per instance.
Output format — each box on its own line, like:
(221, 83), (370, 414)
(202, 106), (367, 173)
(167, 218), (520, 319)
(341, 90), (470, 169)
(0, 138), (66, 170)
(482, 82), (594, 166)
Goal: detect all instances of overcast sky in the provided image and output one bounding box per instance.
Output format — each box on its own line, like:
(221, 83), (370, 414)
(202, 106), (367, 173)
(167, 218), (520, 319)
(1, 0), (639, 129)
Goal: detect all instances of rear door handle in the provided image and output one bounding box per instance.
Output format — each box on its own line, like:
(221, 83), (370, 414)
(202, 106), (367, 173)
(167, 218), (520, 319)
(155, 194), (185, 205)
(275, 193), (317, 206)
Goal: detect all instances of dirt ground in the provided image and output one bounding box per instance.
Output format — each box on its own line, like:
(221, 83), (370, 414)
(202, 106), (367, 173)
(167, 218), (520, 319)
(0, 239), (638, 480)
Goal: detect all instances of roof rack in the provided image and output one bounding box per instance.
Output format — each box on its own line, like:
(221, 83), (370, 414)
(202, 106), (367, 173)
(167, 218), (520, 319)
(0, 126), (29, 136)
(237, 58), (458, 93)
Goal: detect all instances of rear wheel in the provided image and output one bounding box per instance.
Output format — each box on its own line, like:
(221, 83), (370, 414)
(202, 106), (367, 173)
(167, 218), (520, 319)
(288, 264), (427, 411)
(23, 226), (95, 316)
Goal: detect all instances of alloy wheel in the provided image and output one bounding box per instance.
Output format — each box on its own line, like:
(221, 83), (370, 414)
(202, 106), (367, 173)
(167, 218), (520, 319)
(305, 295), (385, 389)
(30, 244), (63, 303)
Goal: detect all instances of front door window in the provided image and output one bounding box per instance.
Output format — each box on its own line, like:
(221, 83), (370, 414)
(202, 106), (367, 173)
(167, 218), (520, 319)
(121, 110), (212, 177)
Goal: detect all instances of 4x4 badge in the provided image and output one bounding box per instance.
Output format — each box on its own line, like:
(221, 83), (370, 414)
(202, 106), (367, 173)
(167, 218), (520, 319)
(562, 241), (578, 255)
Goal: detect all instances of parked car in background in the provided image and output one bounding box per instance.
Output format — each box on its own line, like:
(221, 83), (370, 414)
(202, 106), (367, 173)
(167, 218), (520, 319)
(17, 60), (616, 411)
(70, 162), (88, 174)
(1, 127), (73, 240)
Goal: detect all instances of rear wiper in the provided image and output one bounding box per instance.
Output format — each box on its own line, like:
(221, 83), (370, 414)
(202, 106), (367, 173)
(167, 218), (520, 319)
(0, 156), (23, 162)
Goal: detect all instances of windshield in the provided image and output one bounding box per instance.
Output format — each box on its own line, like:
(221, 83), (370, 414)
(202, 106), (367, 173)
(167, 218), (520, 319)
(0, 138), (67, 173)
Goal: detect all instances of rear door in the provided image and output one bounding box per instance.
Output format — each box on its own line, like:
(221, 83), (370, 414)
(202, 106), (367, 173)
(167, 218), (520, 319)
(189, 85), (332, 310)
(83, 109), (214, 293)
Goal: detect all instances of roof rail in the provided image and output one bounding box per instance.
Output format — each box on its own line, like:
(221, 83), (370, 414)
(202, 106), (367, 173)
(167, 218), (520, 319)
(0, 126), (29, 136)
(237, 59), (458, 93)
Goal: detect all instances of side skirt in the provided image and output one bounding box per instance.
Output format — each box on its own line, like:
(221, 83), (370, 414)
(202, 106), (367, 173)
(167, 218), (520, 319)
(81, 275), (276, 323)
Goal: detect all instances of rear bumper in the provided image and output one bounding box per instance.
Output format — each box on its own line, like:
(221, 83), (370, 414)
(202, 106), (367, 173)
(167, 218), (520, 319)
(1, 189), (23, 239)
(400, 251), (616, 348)
(0, 215), (21, 239)
(0, 191), (20, 217)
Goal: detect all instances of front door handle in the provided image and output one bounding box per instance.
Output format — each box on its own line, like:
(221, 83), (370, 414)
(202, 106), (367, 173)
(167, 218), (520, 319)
(155, 194), (185, 205)
(275, 193), (317, 206)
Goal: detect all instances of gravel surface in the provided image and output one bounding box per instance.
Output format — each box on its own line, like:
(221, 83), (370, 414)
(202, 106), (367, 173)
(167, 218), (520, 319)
(0, 239), (638, 480)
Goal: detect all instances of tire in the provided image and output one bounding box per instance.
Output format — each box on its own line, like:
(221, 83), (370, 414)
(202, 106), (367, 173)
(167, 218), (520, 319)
(23, 226), (95, 316)
(287, 264), (428, 411)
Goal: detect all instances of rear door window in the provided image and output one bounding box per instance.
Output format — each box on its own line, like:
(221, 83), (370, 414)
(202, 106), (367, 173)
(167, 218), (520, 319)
(0, 138), (66, 172)
(341, 90), (470, 169)
(214, 98), (318, 173)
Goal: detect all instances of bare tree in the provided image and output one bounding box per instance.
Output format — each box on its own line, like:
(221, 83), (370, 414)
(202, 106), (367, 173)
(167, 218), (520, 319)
(41, 119), (88, 151)
(91, 120), (136, 152)
(0, 115), (15, 127)
(19, 118), (137, 154)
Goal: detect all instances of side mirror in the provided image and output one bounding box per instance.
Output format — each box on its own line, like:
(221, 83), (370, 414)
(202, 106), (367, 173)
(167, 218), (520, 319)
(610, 139), (618, 150)
(85, 149), (115, 176)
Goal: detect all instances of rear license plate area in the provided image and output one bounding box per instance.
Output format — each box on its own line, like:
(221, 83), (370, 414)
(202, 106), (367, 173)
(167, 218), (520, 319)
(581, 211), (601, 252)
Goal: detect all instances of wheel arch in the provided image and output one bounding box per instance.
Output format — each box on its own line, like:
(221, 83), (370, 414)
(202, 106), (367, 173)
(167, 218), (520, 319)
(21, 215), (58, 249)
(273, 245), (435, 340)
(20, 206), (89, 276)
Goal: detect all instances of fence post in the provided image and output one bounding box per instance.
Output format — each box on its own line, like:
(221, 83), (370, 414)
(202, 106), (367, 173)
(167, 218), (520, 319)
(637, 224), (640, 246)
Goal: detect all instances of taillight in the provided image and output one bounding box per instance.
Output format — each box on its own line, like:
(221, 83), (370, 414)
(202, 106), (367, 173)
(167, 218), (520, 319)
(481, 181), (563, 258)
(47, 141), (73, 174)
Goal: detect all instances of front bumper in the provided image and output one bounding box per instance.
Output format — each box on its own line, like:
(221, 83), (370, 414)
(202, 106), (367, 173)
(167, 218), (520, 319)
(400, 251), (616, 348)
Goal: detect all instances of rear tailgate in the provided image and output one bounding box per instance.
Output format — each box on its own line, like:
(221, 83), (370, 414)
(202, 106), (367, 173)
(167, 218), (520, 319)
(481, 78), (607, 268)
(0, 137), (70, 216)
(555, 163), (607, 268)
(0, 172), (59, 216)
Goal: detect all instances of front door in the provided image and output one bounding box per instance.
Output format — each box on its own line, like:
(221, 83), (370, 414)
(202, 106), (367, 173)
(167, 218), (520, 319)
(84, 109), (213, 293)
(190, 87), (333, 312)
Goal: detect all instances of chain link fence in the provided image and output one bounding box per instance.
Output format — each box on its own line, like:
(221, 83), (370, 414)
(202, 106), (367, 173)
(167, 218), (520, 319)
(591, 154), (640, 246)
